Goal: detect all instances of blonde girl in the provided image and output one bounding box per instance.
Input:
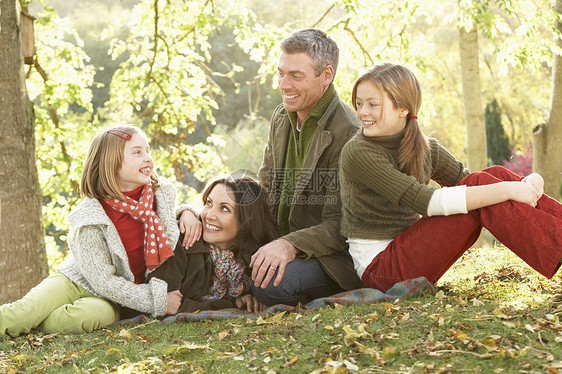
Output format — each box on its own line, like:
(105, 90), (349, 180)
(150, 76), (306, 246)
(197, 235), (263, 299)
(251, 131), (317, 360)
(0, 125), (200, 337)
(339, 63), (562, 291)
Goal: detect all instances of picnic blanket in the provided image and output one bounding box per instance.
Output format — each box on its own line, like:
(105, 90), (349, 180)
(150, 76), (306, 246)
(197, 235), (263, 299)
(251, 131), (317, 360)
(116, 277), (433, 327)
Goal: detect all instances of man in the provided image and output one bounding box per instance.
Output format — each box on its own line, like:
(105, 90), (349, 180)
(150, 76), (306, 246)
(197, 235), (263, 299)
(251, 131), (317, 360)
(250, 28), (362, 306)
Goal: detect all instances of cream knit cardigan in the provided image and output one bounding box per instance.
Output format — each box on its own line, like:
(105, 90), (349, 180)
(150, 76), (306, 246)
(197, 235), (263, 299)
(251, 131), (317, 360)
(57, 181), (180, 317)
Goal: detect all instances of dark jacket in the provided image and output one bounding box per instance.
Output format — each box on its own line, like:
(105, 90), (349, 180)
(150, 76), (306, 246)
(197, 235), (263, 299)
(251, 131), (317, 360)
(258, 91), (363, 290)
(121, 236), (233, 319)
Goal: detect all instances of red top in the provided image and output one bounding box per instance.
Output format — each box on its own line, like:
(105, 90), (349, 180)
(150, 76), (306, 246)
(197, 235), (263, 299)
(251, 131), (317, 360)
(100, 186), (157, 284)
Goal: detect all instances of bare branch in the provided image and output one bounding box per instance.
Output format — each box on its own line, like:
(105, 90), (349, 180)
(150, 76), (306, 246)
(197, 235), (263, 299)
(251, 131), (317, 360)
(33, 59), (71, 167)
(341, 18), (374, 66)
(147, 0), (159, 80)
(312, 3), (336, 28)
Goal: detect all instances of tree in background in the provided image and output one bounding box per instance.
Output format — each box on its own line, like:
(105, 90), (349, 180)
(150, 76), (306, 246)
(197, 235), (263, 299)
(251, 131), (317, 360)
(26, 4), (98, 268)
(99, 0), (284, 189)
(0, 0), (49, 303)
(485, 98), (511, 166)
(459, 21), (487, 173)
(533, 0), (562, 199)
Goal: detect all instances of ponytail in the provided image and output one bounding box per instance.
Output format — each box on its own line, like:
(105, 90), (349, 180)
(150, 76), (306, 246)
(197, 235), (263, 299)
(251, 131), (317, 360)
(398, 116), (428, 182)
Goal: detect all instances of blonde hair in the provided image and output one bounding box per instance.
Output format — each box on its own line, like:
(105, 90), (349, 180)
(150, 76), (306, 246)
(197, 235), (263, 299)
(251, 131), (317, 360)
(351, 63), (429, 181)
(80, 125), (159, 200)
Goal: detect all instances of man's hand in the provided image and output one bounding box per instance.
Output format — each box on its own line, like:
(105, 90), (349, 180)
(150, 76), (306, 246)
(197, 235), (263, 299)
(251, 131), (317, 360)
(250, 238), (298, 289)
(166, 290), (183, 315)
(178, 210), (202, 249)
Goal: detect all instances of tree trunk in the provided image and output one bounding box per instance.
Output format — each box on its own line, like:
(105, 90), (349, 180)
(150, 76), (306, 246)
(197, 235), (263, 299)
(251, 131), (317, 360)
(459, 23), (487, 249)
(0, 0), (49, 304)
(459, 24), (488, 173)
(532, 0), (562, 200)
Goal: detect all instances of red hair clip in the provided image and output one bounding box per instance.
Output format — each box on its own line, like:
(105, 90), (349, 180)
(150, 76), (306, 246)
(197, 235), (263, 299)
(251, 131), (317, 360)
(410, 116), (418, 120)
(107, 129), (132, 140)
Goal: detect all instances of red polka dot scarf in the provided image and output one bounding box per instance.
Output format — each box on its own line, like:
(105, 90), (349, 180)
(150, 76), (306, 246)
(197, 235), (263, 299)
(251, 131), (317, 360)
(104, 184), (174, 270)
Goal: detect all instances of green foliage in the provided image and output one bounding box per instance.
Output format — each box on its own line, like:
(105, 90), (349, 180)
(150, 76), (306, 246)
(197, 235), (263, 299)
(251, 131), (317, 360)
(485, 98), (511, 165)
(99, 0), (282, 187)
(25, 0), (562, 269)
(214, 118), (272, 174)
(26, 4), (98, 268)
(28, 0), (284, 269)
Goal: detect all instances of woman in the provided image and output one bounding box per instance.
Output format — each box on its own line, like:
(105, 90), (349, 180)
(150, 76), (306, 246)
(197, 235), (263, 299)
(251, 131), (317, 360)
(141, 174), (281, 315)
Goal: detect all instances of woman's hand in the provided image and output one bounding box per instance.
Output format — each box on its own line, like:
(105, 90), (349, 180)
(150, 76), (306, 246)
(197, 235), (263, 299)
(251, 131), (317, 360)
(235, 294), (266, 313)
(179, 210), (202, 249)
(166, 290), (183, 315)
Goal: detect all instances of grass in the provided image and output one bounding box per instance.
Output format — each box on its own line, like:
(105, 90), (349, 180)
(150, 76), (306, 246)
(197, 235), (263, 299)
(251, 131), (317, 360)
(2, 244), (562, 373)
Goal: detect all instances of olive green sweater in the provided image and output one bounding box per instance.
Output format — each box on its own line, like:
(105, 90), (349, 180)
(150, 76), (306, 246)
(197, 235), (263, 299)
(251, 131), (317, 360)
(277, 85), (335, 235)
(339, 129), (469, 240)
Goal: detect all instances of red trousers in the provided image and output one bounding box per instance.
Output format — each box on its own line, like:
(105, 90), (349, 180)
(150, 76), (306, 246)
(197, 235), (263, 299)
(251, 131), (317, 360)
(362, 166), (562, 292)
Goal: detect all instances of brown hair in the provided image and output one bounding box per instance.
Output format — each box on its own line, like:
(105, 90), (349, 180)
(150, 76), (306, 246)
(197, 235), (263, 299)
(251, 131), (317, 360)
(351, 63), (429, 181)
(201, 174), (280, 267)
(80, 124), (160, 200)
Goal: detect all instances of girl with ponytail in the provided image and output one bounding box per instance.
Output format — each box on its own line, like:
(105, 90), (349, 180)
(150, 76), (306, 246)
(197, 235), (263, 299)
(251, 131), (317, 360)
(340, 63), (562, 292)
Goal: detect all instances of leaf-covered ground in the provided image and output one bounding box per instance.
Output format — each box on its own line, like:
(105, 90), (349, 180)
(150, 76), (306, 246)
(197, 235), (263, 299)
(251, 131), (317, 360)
(2, 244), (562, 373)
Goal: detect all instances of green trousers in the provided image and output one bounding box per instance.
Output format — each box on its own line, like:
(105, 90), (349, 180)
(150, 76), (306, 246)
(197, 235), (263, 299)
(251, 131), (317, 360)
(0, 272), (119, 337)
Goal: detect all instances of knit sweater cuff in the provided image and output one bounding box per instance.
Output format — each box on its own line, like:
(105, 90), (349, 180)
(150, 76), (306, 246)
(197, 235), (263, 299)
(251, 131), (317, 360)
(176, 204), (200, 220)
(148, 277), (168, 317)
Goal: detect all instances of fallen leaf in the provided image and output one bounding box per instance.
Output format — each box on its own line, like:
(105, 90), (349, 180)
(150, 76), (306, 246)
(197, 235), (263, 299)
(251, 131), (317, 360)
(218, 330), (229, 341)
(282, 355), (299, 368)
(471, 298), (484, 306)
(399, 312), (410, 322)
(12, 354), (31, 365)
(343, 359), (359, 371)
(453, 330), (469, 340)
(354, 341), (381, 361)
(118, 329), (132, 339)
(492, 308), (511, 319)
(545, 362), (562, 368)
(162, 342), (209, 355)
(106, 348), (122, 355)
(524, 324), (535, 333)
(382, 346), (398, 359)
(256, 311), (286, 325)
(482, 337), (498, 350)
(343, 323), (371, 344)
